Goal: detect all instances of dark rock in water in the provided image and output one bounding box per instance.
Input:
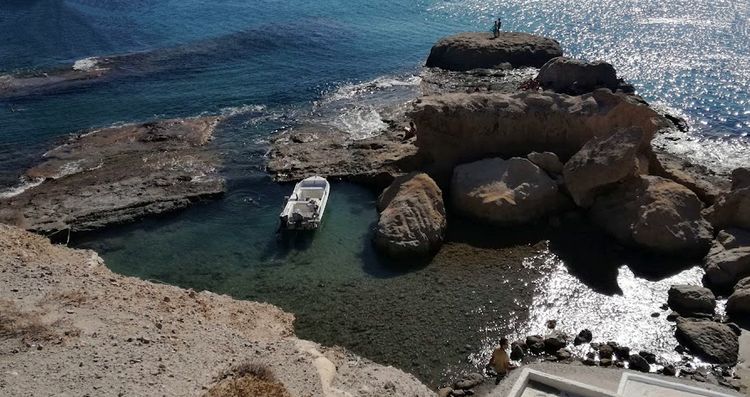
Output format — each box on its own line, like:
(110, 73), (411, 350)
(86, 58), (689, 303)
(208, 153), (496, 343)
(614, 346), (631, 361)
(598, 344), (614, 360)
(664, 113), (690, 132)
(667, 312), (680, 322)
(639, 351), (657, 364)
(536, 57), (620, 95)
(573, 329), (593, 346)
(453, 373), (483, 390)
(0, 117), (225, 234)
(526, 335), (545, 354)
(374, 172), (447, 259)
(599, 358), (613, 367)
(675, 319), (739, 364)
(628, 354), (651, 372)
(543, 331), (568, 353)
(662, 364), (677, 376)
(510, 342), (526, 360)
(667, 284), (716, 317)
(702, 228), (750, 292)
(425, 32), (563, 71)
(726, 322), (742, 336)
(590, 175), (714, 257)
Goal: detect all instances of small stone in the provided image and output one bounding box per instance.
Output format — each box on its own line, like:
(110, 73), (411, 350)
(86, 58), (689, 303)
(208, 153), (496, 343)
(546, 319), (557, 329)
(543, 331), (568, 353)
(651, 312), (660, 318)
(556, 348), (572, 360)
(628, 354), (650, 372)
(639, 351), (656, 364)
(526, 335), (545, 354)
(573, 329), (592, 345)
(614, 346), (631, 360)
(667, 312), (680, 322)
(600, 358), (613, 367)
(453, 373), (483, 390)
(451, 390), (466, 397)
(438, 388), (453, 397)
(599, 344), (614, 359)
(662, 364), (677, 376)
(510, 342), (525, 361)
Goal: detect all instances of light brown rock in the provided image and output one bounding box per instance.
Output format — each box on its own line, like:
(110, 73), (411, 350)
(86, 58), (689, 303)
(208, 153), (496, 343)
(536, 57), (621, 95)
(563, 128), (643, 207)
(590, 175), (713, 256)
(703, 228), (750, 292)
(451, 157), (570, 224)
(411, 90), (669, 178)
(704, 168), (750, 230)
(374, 172), (446, 258)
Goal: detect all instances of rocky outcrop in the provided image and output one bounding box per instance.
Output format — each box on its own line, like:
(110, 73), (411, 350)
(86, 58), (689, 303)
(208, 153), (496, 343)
(704, 168), (750, 230)
(374, 172), (447, 258)
(589, 175), (713, 256)
(451, 157), (570, 224)
(527, 151), (563, 175)
(425, 32), (563, 71)
(703, 228), (750, 292)
(727, 277), (750, 317)
(536, 57), (630, 95)
(647, 150), (730, 205)
(267, 126), (421, 189)
(0, 117), (225, 234)
(563, 128), (644, 207)
(411, 90), (670, 177)
(675, 319), (739, 364)
(0, 224), (433, 396)
(667, 285), (716, 317)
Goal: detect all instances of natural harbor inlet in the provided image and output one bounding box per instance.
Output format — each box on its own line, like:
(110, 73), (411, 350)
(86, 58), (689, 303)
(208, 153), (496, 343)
(1, 1), (749, 396)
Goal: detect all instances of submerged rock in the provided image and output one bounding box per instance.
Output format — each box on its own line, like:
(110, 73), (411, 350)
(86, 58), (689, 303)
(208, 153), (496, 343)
(675, 319), (739, 364)
(411, 90), (669, 177)
(374, 172), (446, 259)
(451, 157), (570, 224)
(590, 175), (713, 256)
(0, 117), (225, 234)
(563, 128), (644, 207)
(703, 228), (750, 292)
(536, 57), (621, 95)
(425, 32), (563, 71)
(667, 285), (716, 317)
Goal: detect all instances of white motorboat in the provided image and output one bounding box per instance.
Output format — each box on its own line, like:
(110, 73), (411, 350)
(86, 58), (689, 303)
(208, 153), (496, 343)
(279, 176), (330, 230)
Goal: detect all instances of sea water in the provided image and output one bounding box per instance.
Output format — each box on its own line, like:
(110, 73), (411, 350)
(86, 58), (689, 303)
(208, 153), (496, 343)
(1, 0), (749, 386)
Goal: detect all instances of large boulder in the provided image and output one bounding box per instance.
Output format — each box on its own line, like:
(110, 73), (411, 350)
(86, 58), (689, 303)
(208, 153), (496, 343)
(704, 168), (750, 230)
(563, 128), (644, 207)
(536, 57), (620, 95)
(727, 277), (750, 318)
(675, 319), (739, 364)
(451, 157), (570, 224)
(667, 285), (716, 317)
(646, 150), (729, 205)
(411, 90), (670, 177)
(703, 228), (750, 292)
(374, 172), (447, 258)
(590, 175), (713, 256)
(425, 32), (562, 71)
(527, 152), (563, 175)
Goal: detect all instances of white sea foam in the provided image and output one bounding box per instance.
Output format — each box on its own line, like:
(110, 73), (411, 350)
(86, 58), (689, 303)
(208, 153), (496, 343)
(329, 107), (389, 140)
(0, 178), (44, 199)
(72, 57), (101, 72)
(323, 75), (421, 103)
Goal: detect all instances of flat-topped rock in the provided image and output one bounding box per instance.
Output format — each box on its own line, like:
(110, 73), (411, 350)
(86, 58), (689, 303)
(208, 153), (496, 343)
(536, 57), (631, 95)
(0, 117), (225, 234)
(425, 32), (563, 71)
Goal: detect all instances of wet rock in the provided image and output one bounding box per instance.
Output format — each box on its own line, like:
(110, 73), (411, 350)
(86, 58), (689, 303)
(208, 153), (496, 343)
(451, 157), (570, 224)
(727, 277), (750, 317)
(639, 351), (657, 364)
(563, 127), (644, 207)
(556, 348), (572, 361)
(667, 285), (716, 317)
(628, 354), (651, 372)
(526, 335), (545, 355)
(614, 346), (631, 361)
(726, 322), (742, 336)
(374, 172), (447, 259)
(675, 319), (739, 364)
(527, 152), (564, 175)
(667, 312), (680, 322)
(664, 113), (690, 132)
(536, 57), (620, 95)
(598, 344), (614, 360)
(704, 168), (750, 230)
(510, 341), (526, 360)
(662, 364), (677, 376)
(543, 331), (569, 353)
(453, 373), (483, 390)
(425, 32), (563, 71)
(410, 90), (669, 178)
(573, 329), (592, 346)
(590, 175), (714, 256)
(703, 228), (750, 292)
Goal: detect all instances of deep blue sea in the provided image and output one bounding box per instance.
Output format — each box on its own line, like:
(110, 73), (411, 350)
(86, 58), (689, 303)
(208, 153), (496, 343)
(1, 0), (749, 386)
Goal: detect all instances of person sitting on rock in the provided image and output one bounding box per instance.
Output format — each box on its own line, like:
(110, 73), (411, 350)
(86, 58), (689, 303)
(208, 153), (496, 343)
(489, 337), (516, 383)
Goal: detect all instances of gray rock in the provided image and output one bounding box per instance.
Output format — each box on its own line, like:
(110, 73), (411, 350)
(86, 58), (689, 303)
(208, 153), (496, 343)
(438, 387), (453, 397)
(628, 354), (651, 372)
(599, 358), (613, 367)
(599, 344), (614, 359)
(639, 351), (657, 364)
(526, 335), (545, 354)
(614, 346), (631, 361)
(675, 319), (739, 364)
(426, 32), (563, 71)
(667, 285), (716, 316)
(662, 364), (677, 376)
(556, 348), (572, 360)
(536, 57), (621, 95)
(703, 228), (750, 291)
(543, 331), (569, 353)
(527, 151), (564, 175)
(453, 373), (483, 390)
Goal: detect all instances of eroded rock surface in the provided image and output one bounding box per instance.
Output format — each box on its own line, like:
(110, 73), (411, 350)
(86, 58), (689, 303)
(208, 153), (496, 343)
(536, 57), (629, 95)
(675, 319), (739, 364)
(411, 90), (669, 177)
(375, 172), (447, 258)
(647, 149), (730, 205)
(0, 117), (225, 234)
(590, 175), (713, 256)
(425, 32), (563, 71)
(703, 228), (750, 292)
(451, 157), (570, 224)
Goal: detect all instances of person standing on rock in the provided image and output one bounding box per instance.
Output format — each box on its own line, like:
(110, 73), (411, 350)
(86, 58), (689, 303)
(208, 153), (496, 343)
(493, 19), (500, 38)
(488, 337), (515, 383)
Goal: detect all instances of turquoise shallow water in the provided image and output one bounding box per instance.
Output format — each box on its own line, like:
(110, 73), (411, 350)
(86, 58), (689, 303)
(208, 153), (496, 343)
(1, 0), (749, 387)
